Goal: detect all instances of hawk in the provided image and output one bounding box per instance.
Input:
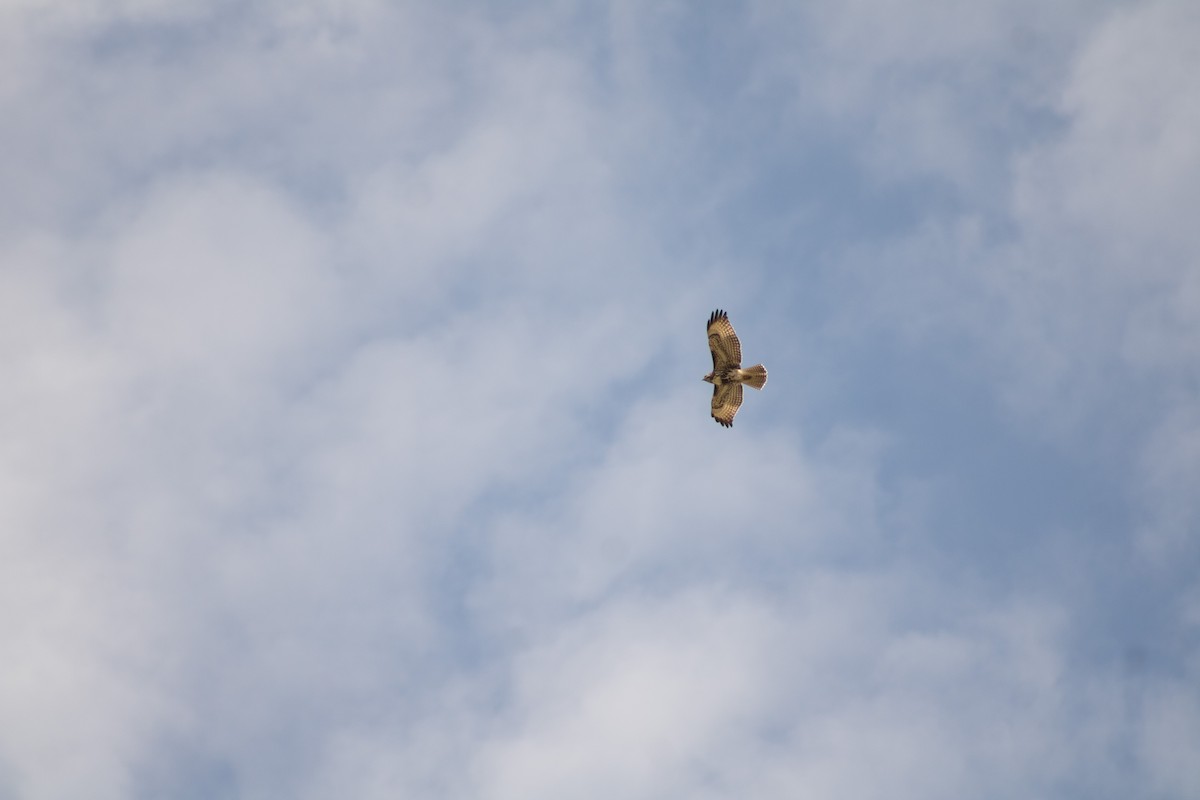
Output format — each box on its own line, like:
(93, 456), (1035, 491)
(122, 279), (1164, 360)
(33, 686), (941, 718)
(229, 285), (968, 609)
(703, 309), (767, 427)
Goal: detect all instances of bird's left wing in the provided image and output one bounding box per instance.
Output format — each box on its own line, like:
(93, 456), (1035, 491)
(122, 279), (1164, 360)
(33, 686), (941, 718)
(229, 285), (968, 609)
(707, 309), (742, 370)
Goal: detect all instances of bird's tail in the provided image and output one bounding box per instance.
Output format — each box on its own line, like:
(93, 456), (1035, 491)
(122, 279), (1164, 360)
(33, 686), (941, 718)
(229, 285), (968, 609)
(742, 364), (768, 390)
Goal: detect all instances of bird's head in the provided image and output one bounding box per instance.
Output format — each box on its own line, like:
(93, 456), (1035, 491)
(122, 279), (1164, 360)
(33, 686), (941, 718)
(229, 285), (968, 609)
(702, 373), (715, 384)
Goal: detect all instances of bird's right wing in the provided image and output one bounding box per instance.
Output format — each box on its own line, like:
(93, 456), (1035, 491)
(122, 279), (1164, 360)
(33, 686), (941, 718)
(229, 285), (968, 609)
(711, 382), (743, 427)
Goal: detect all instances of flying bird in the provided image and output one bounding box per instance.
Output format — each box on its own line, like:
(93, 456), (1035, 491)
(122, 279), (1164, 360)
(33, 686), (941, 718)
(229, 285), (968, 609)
(703, 309), (768, 427)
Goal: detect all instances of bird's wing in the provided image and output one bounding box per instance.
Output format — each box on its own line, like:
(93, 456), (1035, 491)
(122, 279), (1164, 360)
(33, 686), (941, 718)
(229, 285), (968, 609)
(707, 309), (742, 370)
(711, 382), (743, 427)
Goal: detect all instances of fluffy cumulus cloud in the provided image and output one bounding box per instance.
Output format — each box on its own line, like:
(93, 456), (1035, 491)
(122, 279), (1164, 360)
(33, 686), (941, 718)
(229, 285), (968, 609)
(2, 2), (1198, 798)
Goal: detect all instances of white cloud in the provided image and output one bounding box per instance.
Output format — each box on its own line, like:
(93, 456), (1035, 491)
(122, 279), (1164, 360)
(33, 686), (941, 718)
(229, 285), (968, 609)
(1001, 0), (1200, 393)
(1137, 679), (1200, 798)
(1017, 0), (1200, 265)
(2, 1), (1199, 797)
(472, 591), (779, 799)
(747, 0), (1104, 197)
(807, 1), (1200, 443)
(1134, 406), (1200, 562)
(103, 173), (337, 371)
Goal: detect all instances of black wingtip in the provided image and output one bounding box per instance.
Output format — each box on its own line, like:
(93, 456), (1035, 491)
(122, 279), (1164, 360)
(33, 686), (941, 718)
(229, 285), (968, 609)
(708, 308), (727, 327)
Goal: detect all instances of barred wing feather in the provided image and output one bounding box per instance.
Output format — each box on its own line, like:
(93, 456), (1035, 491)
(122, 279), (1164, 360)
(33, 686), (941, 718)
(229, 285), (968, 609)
(711, 383), (743, 428)
(707, 309), (742, 370)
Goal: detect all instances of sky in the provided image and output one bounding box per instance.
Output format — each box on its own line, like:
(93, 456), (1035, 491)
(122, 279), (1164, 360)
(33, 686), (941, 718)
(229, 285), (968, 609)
(2, 1), (1199, 798)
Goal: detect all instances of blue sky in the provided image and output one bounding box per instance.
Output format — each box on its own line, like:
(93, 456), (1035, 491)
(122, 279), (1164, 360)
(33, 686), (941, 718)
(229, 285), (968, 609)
(3, 1), (1199, 798)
